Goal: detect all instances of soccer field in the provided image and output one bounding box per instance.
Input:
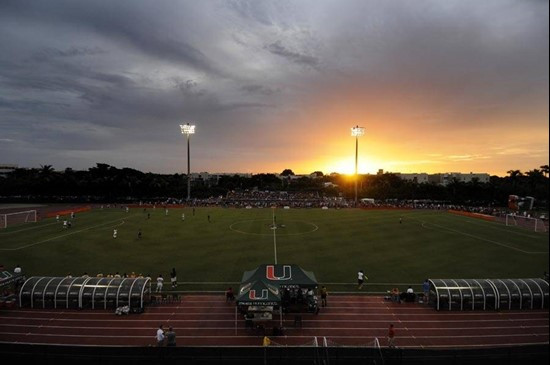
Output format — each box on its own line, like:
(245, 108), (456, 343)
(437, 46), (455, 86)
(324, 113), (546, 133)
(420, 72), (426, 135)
(1, 207), (548, 291)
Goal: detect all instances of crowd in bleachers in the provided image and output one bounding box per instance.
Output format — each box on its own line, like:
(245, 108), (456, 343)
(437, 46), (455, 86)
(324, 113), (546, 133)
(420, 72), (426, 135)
(119, 194), (546, 219)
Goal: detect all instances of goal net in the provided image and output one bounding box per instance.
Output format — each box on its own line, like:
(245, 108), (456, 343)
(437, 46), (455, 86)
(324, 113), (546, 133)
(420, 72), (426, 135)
(505, 214), (548, 233)
(0, 210), (37, 229)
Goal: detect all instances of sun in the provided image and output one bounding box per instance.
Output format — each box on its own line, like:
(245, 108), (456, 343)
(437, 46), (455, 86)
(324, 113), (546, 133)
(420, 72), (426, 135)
(323, 158), (379, 175)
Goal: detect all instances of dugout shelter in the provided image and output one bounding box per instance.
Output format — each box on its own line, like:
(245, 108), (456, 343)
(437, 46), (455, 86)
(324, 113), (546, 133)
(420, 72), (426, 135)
(429, 278), (549, 311)
(241, 264), (318, 289)
(18, 276), (151, 310)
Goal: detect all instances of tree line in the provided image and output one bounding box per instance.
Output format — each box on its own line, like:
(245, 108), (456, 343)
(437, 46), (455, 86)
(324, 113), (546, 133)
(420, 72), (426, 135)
(0, 163), (548, 208)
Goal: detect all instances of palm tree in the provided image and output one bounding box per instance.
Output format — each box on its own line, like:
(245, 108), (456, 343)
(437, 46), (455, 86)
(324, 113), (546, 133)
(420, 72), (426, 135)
(540, 165), (549, 178)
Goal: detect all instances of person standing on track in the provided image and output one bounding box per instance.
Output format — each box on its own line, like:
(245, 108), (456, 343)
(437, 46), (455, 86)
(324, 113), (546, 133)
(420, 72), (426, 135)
(422, 279), (430, 304)
(156, 324), (165, 346)
(165, 327), (176, 347)
(320, 286), (328, 307)
(387, 324), (396, 348)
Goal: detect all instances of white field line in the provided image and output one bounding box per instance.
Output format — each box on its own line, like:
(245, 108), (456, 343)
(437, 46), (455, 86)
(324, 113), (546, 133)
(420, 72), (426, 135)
(0, 215), (139, 251)
(419, 220), (548, 254)
(0, 221), (59, 235)
(228, 218), (319, 236)
(272, 209), (277, 264)
(459, 217), (541, 239)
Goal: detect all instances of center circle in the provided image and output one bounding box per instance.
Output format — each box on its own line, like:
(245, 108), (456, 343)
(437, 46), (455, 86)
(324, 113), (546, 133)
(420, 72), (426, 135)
(229, 218), (319, 236)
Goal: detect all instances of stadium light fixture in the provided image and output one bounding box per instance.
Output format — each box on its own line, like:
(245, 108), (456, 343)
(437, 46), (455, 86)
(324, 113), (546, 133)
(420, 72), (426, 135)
(351, 125), (365, 206)
(180, 123), (196, 201)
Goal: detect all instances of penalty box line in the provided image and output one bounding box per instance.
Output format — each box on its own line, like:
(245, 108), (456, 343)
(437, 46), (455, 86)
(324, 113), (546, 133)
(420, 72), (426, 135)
(0, 214), (140, 251)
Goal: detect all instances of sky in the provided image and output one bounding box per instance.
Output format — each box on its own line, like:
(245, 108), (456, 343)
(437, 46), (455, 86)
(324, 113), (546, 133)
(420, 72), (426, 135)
(0, 0), (548, 176)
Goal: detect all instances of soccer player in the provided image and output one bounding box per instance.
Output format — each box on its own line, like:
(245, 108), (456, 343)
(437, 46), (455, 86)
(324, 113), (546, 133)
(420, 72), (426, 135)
(56, 215), (60, 222)
(126, 207), (129, 213)
(156, 274), (164, 292)
(137, 229), (142, 239)
(113, 229), (118, 239)
(165, 208), (169, 216)
(170, 268), (177, 289)
(181, 213), (185, 221)
(207, 214), (211, 223)
(357, 270), (367, 290)
(63, 220), (68, 229)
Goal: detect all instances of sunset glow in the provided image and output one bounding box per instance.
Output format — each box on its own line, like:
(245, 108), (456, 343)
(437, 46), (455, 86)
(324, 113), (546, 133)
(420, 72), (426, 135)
(0, 1), (547, 176)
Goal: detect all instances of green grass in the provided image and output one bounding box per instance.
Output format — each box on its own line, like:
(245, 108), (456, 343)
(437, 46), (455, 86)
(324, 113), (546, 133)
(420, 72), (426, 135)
(1, 207), (548, 291)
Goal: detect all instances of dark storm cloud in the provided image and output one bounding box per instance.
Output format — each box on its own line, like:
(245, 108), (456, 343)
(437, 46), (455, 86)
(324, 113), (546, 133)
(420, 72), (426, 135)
(265, 40), (319, 68)
(0, 0), (224, 77)
(31, 47), (107, 61)
(0, 0), (547, 173)
(240, 84), (279, 96)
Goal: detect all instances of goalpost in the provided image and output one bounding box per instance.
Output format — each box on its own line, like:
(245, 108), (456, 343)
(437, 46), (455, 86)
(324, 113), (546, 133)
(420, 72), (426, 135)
(506, 214), (548, 233)
(0, 210), (37, 229)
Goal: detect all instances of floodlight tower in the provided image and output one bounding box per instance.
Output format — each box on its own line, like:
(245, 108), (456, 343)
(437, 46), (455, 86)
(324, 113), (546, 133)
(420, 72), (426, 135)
(351, 125), (365, 206)
(180, 123), (196, 201)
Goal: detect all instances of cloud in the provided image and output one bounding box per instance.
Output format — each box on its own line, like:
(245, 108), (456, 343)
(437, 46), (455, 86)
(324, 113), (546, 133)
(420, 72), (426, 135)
(240, 84), (279, 96)
(265, 40), (319, 68)
(0, 0), (547, 174)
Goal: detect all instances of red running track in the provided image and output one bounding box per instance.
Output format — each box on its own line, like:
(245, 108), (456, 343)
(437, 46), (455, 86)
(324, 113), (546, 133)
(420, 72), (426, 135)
(0, 295), (548, 348)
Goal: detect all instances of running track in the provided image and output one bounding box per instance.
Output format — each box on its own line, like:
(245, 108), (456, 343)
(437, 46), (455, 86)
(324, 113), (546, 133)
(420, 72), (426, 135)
(0, 295), (548, 348)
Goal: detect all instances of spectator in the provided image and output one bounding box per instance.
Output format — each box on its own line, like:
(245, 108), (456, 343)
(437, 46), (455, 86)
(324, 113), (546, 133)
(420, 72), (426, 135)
(226, 287), (235, 302)
(165, 327), (176, 347)
(406, 286), (416, 302)
(320, 286), (328, 307)
(422, 279), (430, 304)
(387, 324), (396, 348)
(14, 265), (22, 274)
(391, 288), (400, 303)
(156, 324), (165, 346)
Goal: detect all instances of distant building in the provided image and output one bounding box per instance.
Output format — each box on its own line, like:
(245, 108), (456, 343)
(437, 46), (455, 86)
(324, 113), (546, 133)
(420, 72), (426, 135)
(0, 164), (17, 178)
(428, 172), (490, 185)
(189, 172), (253, 186)
(397, 173), (430, 184)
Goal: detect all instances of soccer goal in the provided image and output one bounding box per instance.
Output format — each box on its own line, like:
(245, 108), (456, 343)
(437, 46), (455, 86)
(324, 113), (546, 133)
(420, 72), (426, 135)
(505, 214), (548, 233)
(0, 210), (37, 229)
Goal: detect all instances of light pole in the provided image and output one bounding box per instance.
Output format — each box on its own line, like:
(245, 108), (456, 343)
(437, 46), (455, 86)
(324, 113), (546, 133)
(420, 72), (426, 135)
(180, 123), (196, 201)
(351, 125), (365, 206)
